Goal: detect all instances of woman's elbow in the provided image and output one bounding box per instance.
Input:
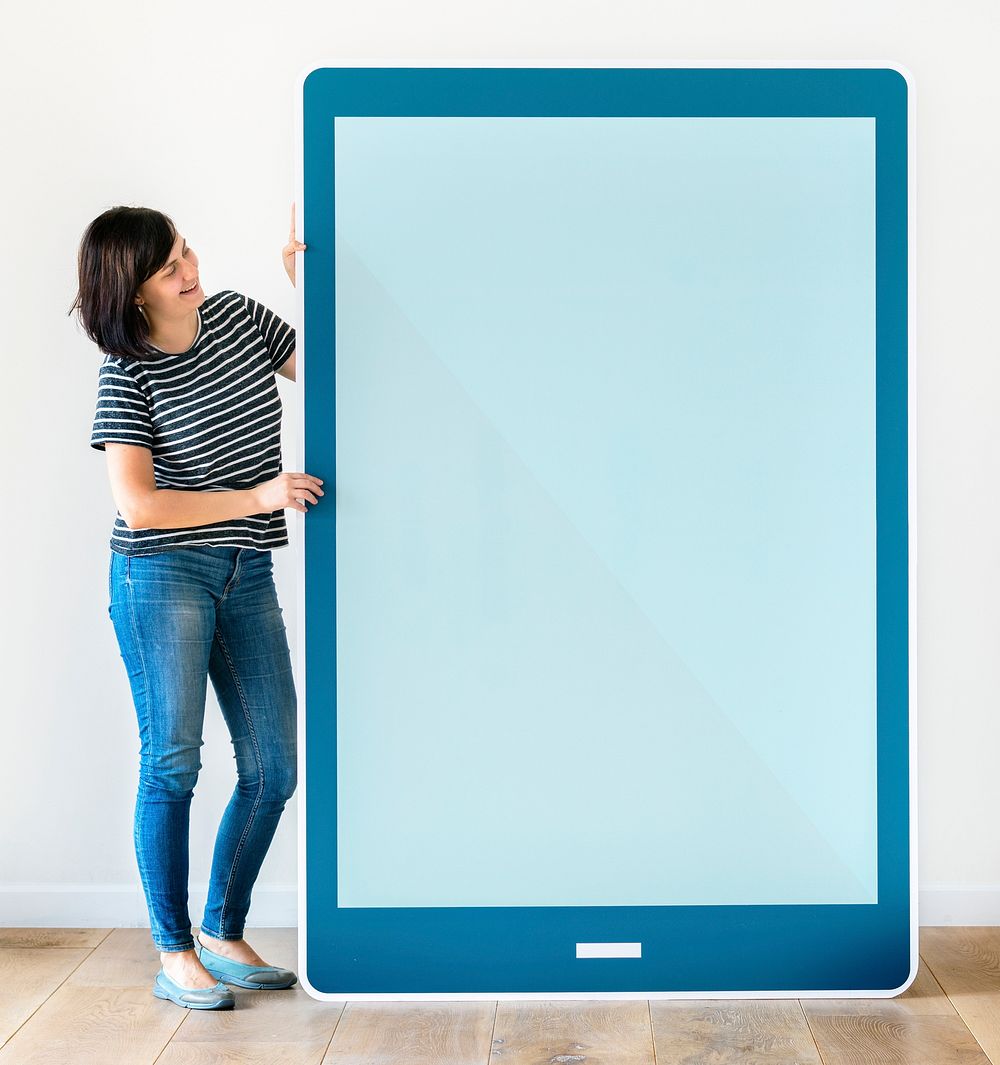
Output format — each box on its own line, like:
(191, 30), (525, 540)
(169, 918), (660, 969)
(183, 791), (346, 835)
(118, 493), (154, 530)
(120, 507), (144, 530)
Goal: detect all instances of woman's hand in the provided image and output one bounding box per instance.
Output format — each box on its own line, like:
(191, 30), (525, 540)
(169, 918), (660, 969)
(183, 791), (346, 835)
(282, 202), (306, 287)
(252, 471), (324, 514)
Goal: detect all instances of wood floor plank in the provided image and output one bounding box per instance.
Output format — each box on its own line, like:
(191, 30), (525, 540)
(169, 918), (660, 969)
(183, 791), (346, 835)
(891, 954), (963, 1014)
(802, 1009), (990, 1064)
(0, 984), (185, 1065)
(801, 958), (991, 1064)
(64, 928), (166, 988)
(920, 926), (1000, 1063)
(320, 1002), (496, 1064)
(156, 998), (341, 1063)
(650, 999), (823, 1064)
(492, 1000), (654, 1064)
(801, 957), (957, 1018)
(155, 1045), (331, 1065)
(0, 949), (92, 1050)
(0, 930), (111, 949)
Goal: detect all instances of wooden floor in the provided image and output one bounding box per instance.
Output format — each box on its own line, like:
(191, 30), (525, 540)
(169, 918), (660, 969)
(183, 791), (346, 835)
(0, 927), (998, 1063)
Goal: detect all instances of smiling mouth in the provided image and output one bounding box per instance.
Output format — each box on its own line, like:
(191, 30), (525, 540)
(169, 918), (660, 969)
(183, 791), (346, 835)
(181, 281), (199, 294)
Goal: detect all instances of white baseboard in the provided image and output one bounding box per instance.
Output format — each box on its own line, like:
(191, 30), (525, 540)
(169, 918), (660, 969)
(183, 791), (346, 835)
(917, 886), (1000, 926)
(0, 885), (996, 928)
(0, 884), (297, 929)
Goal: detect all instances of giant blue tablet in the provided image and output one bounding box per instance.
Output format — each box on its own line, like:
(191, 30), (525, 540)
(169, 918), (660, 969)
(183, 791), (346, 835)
(294, 65), (913, 999)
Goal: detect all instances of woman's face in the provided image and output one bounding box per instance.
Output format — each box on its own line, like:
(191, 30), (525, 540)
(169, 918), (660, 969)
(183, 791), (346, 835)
(134, 231), (203, 319)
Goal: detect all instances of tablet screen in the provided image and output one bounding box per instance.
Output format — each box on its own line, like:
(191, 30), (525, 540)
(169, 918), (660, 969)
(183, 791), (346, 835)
(331, 114), (877, 909)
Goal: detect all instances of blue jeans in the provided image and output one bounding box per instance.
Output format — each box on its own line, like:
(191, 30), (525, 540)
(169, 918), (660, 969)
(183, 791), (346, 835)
(108, 546), (297, 953)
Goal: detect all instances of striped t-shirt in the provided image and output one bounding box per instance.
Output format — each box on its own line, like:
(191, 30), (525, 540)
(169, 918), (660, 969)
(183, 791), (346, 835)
(90, 289), (295, 556)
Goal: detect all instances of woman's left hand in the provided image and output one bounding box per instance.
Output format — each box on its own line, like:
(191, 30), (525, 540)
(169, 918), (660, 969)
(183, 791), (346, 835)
(282, 202), (306, 287)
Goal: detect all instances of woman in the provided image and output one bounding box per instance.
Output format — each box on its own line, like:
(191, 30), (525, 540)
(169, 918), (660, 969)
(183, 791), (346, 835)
(70, 205), (322, 1011)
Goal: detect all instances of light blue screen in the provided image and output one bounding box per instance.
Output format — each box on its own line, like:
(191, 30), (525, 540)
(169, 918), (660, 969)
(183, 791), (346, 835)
(333, 116), (876, 908)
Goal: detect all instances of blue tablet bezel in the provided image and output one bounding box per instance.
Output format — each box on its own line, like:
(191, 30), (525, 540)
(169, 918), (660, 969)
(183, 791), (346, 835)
(297, 65), (911, 998)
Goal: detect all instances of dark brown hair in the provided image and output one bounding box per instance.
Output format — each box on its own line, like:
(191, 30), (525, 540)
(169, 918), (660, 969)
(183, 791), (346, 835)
(68, 206), (177, 360)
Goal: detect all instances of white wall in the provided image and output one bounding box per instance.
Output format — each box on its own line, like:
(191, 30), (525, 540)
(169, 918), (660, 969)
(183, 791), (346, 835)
(1, 0), (996, 929)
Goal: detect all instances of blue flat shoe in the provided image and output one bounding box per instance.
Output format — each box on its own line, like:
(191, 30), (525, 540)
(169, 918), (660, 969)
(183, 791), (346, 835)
(152, 968), (235, 1010)
(195, 937), (298, 990)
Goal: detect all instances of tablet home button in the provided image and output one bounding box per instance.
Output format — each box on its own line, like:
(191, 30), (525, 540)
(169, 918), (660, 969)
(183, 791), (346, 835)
(576, 942), (642, 959)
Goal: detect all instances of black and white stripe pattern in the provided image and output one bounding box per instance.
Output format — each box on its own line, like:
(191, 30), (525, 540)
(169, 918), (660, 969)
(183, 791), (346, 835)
(90, 290), (295, 556)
